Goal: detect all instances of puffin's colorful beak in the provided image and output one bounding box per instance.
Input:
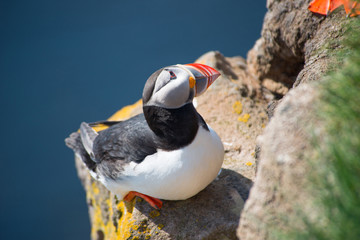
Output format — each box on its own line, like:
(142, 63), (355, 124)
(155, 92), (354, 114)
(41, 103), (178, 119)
(182, 63), (221, 97)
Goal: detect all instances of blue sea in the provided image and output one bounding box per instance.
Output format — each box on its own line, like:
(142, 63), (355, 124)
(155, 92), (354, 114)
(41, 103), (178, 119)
(0, 0), (266, 239)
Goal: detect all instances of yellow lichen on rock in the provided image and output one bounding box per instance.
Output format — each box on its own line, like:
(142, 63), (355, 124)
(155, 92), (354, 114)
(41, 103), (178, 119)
(86, 179), (106, 239)
(90, 123), (113, 132)
(108, 99), (142, 121)
(116, 201), (136, 240)
(90, 99), (142, 132)
(92, 182), (100, 195)
(238, 113), (250, 123)
(232, 101), (243, 115)
(87, 177), (136, 240)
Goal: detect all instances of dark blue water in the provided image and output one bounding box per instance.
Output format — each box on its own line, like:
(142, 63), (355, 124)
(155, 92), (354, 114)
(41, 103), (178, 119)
(0, 0), (266, 239)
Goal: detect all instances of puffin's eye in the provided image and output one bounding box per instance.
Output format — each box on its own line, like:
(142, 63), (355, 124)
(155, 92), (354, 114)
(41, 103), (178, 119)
(169, 71), (177, 80)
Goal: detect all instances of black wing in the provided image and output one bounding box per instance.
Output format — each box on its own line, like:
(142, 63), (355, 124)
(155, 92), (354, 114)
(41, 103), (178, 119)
(92, 114), (158, 178)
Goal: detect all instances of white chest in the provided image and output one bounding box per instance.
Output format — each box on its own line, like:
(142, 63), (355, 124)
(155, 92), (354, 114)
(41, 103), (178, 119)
(103, 126), (224, 200)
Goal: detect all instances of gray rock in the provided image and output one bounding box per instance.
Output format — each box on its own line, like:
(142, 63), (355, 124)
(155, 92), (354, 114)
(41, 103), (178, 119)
(237, 84), (318, 240)
(247, 0), (345, 96)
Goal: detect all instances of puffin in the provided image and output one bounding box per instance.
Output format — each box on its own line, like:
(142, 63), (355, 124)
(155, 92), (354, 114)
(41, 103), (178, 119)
(65, 63), (224, 209)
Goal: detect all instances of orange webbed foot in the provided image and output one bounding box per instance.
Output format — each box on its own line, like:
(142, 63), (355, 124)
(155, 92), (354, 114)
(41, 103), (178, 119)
(124, 191), (163, 209)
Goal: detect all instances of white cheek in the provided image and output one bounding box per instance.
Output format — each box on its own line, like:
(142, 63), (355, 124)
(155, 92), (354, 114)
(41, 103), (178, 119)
(150, 80), (190, 108)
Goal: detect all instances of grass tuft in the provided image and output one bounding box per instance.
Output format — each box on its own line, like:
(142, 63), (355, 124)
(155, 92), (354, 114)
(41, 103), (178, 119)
(311, 18), (360, 240)
(275, 18), (360, 240)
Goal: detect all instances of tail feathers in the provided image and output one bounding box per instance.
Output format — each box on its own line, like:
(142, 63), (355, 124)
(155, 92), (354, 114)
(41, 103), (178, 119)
(65, 132), (97, 171)
(80, 122), (99, 163)
(65, 132), (81, 151)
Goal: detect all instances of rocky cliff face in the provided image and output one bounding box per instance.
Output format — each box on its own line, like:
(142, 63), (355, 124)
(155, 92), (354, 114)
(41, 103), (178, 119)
(247, 0), (345, 95)
(71, 0), (356, 239)
(238, 1), (355, 240)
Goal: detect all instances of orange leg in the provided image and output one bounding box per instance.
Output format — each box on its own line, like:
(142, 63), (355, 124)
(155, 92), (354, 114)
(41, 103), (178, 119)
(124, 191), (163, 209)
